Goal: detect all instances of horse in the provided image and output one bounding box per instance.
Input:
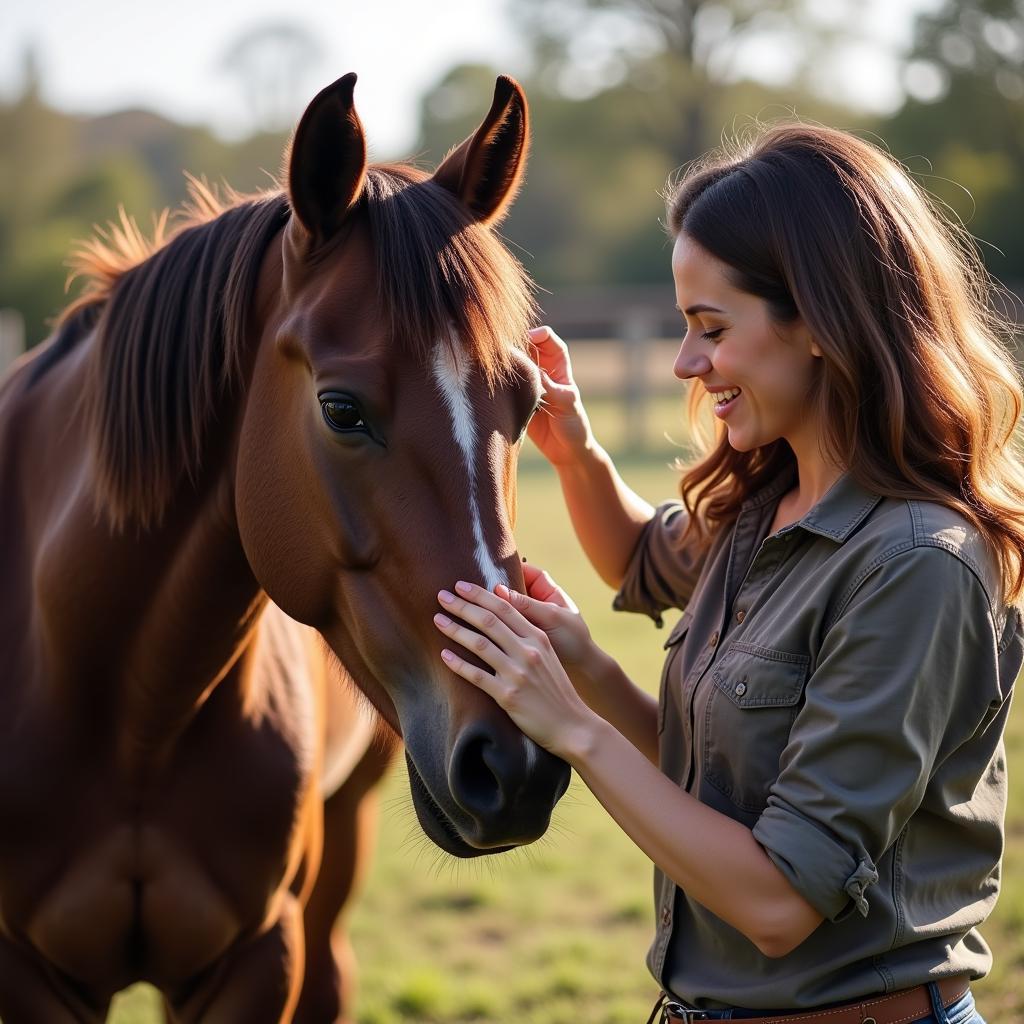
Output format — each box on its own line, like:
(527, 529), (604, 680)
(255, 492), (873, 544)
(0, 73), (570, 1023)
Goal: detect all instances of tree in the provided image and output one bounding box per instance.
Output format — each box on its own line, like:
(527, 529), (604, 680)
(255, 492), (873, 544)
(220, 22), (325, 135)
(415, 59), (866, 291)
(882, 0), (1024, 286)
(508, 0), (874, 166)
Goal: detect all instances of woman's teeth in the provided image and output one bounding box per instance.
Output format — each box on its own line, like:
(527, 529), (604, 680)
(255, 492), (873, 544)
(714, 387), (741, 406)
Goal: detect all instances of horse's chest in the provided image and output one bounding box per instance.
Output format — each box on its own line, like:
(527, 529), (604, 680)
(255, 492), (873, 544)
(0, 669), (324, 994)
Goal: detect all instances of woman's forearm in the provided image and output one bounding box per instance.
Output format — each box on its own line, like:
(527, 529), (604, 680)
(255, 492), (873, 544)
(565, 716), (825, 958)
(572, 648), (660, 764)
(555, 442), (654, 588)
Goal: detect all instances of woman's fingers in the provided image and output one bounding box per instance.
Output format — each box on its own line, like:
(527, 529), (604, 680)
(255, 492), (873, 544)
(527, 325), (566, 353)
(521, 563), (579, 613)
(440, 648), (505, 699)
(527, 325), (574, 386)
(434, 609), (511, 673)
(495, 583), (559, 624)
(538, 369), (577, 404)
(437, 582), (535, 640)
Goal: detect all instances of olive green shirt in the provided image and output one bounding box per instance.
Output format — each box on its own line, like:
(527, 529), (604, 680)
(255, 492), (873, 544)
(613, 469), (1021, 1011)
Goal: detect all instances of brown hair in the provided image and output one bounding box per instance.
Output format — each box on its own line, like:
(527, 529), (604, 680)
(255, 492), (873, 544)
(48, 171), (534, 530)
(665, 123), (1024, 604)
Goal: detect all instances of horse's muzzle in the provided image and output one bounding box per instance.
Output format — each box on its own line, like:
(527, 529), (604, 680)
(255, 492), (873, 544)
(404, 721), (570, 856)
(448, 722), (570, 843)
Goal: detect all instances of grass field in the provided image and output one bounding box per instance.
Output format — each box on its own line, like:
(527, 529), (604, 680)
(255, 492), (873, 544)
(106, 409), (1023, 1022)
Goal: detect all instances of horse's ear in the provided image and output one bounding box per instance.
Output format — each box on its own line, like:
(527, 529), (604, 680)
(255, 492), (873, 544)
(433, 75), (529, 226)
(286, 73), (367, 246)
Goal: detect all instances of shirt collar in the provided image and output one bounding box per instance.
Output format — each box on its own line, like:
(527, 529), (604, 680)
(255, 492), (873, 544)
(740, 465), (881, 544)
(797, 472), (882, 543)
(740, 464), (799, 511)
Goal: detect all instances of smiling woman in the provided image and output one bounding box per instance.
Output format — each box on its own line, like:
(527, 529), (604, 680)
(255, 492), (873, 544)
(436, 123), (1024, 1024)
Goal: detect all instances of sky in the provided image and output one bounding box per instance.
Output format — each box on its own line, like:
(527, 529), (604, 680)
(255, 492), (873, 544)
(2, 0), (939, 159)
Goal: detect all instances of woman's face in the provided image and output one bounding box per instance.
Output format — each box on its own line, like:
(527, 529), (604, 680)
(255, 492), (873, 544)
(671, 233), (821, 454)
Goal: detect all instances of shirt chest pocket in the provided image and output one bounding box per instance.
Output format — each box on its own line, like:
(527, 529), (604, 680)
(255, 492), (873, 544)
(658, 611), (692, 735)
(703, 642), (809, 813)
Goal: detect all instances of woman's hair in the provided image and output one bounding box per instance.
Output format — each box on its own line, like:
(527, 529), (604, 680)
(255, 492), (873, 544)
(665, 122), (1024, 605)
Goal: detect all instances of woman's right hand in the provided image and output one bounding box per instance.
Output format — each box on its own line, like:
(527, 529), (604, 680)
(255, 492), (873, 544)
(496, 562), (599, 680)
(525, 326), (595, 468)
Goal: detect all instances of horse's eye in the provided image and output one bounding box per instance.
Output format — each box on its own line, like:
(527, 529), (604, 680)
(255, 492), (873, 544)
(320, 395), (366, 432)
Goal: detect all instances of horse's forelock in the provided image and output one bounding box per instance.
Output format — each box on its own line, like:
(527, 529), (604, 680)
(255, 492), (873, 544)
(73, 160), (533, 531)
(359, 165), (536, 388)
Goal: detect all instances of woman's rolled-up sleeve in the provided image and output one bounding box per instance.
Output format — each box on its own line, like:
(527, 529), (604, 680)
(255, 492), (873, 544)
(752, 545), (1001, 921)
(612, 501), (707, 626)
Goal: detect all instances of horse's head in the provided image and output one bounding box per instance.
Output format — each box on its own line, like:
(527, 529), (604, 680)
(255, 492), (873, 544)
(234, 74), (570, 856)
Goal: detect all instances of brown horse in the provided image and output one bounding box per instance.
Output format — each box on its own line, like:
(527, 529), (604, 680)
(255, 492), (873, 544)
(0, 74), (569, 1023)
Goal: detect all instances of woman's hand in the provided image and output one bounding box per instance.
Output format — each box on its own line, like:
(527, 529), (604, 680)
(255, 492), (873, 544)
(526, 326), (595, 468)
(496, 562), (594, 671)
(433, 579), (599, 760)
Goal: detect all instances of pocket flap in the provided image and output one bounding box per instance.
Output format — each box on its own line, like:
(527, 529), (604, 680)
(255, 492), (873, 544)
(711, 641), (808, 708)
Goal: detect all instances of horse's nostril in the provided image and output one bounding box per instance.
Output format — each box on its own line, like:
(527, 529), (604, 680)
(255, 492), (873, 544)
(450, 732), (506, 817)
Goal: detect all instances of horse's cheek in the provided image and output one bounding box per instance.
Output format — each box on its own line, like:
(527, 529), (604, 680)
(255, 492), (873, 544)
(233, 409), (333, 625)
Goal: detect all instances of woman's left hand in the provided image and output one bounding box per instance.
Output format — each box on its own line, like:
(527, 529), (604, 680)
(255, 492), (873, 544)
(434, 580), (597, 761)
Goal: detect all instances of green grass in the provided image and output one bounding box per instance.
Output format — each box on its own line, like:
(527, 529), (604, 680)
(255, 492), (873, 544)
(106, 429), (1024, 1022)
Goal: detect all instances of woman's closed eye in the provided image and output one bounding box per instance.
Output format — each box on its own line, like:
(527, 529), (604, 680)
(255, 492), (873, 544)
(701, 327), (726, 341)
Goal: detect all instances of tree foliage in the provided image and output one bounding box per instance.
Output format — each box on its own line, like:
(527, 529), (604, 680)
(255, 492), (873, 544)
(881, 0), (1024, 288)
(2, 4), (1021, 350)
(0, 71), (287, 345)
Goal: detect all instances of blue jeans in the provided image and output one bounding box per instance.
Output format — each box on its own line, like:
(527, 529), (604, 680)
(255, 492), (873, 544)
(663, 983), (986, 1022)
(920, 983), (985, 1024)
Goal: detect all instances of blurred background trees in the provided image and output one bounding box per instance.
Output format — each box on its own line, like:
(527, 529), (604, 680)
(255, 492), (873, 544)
(1, 1), (1022, 347)
(883, 0), (1024, 281)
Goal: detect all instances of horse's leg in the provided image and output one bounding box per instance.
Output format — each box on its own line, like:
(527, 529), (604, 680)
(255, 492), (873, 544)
(293, 732), (399, 1024)
(164, 895), (305, 1024)
(0, 937), (109, 1024)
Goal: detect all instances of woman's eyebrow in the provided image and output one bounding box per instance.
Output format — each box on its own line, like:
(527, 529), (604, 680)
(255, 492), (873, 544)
(682, 303), (726, 315)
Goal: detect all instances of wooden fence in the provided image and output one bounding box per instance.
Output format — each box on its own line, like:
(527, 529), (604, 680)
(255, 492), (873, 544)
(540, 285), (684, 455)
(0, 309), (25, 376)
(538, 283), (1024, 454)
(2, 281), (1021, 455)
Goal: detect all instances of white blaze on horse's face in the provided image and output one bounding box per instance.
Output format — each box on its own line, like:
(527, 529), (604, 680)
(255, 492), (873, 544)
(431, 339), (509, 593)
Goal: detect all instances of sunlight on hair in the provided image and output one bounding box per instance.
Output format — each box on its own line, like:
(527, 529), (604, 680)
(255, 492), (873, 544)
(662, 121), (1024, 604)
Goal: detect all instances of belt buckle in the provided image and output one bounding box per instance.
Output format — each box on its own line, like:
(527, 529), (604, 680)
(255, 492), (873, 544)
(664, 1002), (712, 1022)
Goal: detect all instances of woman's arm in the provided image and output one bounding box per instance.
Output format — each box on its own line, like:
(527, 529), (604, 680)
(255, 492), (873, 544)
(526, 326), (654, 587)
(433, 581), (824, 957)
(554, 442), (655, 589)
(569, 714), (824, 958)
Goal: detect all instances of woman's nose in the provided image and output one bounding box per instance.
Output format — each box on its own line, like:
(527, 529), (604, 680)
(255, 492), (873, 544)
(673, 338), (713, 381)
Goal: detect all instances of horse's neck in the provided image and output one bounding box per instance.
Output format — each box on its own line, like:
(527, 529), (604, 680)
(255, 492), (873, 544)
(29, 334), (269, 773)
(113, 482), (270, 772)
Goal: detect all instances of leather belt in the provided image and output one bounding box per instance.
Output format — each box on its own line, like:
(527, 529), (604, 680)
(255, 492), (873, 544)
(657, 975), (970, 1024)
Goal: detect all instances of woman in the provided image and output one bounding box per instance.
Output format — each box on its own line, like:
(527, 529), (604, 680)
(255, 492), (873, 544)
(432, 124), (1024, 1023)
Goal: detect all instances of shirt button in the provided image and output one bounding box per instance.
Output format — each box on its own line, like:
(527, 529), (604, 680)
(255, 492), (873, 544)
(661, 906), (672, 926)
(735, 610), (746, 623)
(735, 681), (748, 696)
(709, 631), (719, 648)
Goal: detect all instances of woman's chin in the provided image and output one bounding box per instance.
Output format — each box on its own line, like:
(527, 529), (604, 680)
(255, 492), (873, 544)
(725, 429), (756, 453)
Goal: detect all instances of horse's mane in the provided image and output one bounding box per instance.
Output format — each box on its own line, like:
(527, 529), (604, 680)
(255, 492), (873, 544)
(54, 170), (535, 531)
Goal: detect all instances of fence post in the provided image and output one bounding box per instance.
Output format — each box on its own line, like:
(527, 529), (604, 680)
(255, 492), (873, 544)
(0, 308), (25, 375)
(622, 308), (655, 454)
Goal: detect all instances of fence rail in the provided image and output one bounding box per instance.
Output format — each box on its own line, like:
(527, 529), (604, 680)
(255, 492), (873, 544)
(0, 309), (25, 376)
(537, 283), (1024, 454)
